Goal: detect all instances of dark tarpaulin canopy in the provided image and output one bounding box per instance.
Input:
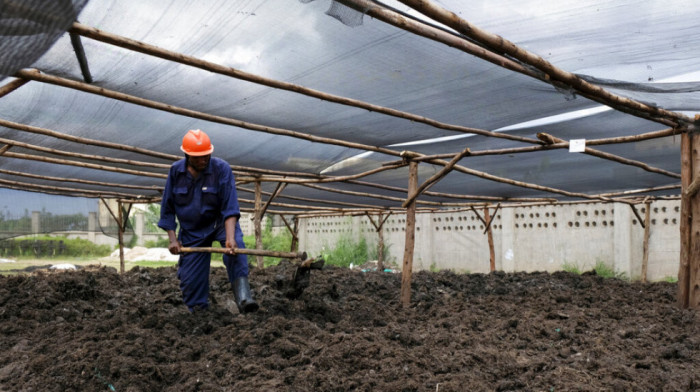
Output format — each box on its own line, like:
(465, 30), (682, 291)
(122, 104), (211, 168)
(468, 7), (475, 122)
(0, 0), (699, 214)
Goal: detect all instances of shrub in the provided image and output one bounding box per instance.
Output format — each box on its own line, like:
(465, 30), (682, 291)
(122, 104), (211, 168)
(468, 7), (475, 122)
(323, 235), (369, 268)
(0, 235), (111, 258)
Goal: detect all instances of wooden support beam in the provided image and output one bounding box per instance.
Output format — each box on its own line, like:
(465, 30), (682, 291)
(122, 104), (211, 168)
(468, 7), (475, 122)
(678, 128), (700, 309)
(259, 182), (287, 218)
(394, 0), (693, 129)
(402, 146), (471, 208)
(629, 204), (645, 229)
(101, 198), (126, 274)
(17, 68), (404, 158)
(483, 203), (501, 235)
(1, 150), (167, 179)
(366, 212), (392, 271)
(537, 132), (680, 179)
(0, 78), (29, 98)
(642, 200), (651, 283)
(401, 161), (419, 308)
(0, 136), (172, 170)
(0, 117), (323, 179)
(469, 206), (488, 227)
(69, 32), (93, 83)
(254, 180), (264, 269)
(484, 205), (496, 272)
(685, 177), (700, 198)
(0, 177), (148, 199)
(70, 22), (540, 145)
(279, 214), (299, 252)
(0, 168), (164, 192)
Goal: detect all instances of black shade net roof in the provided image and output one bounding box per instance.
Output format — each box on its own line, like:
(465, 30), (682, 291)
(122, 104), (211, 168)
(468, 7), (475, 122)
(1, 0), (699, 215)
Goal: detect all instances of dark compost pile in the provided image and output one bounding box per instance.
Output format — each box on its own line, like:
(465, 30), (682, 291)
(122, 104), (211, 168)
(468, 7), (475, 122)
(0, 262), (698, 391)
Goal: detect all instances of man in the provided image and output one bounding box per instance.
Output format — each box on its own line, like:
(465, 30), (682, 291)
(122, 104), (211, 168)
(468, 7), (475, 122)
(158, 129), (258, 313)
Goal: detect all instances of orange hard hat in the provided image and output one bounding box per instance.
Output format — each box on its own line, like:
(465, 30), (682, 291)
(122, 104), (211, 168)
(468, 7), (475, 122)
(180, 129), (214, 156)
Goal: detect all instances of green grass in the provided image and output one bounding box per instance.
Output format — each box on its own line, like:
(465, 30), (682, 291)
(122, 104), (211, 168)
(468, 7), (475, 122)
(593, 260), (627, 280)
(323, 235), (369, 268)
(561, 261), (582, 275)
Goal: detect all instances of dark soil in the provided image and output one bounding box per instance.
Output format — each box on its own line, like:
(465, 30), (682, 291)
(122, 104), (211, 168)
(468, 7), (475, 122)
(0, 261), (698, 391)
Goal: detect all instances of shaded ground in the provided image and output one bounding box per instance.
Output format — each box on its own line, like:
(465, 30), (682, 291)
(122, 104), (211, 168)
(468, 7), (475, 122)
(0, 262), (698, 391)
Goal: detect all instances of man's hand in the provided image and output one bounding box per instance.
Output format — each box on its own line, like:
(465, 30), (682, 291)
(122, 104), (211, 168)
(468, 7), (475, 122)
(166, 229), (181, 255)
(225, 238), (237, 255)
(168, 240), (182, 255)
(225, 216), (238, 255)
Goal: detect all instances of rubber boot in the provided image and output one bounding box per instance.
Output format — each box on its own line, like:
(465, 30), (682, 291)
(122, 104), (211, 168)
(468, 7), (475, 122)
(232, 276), (259, 313)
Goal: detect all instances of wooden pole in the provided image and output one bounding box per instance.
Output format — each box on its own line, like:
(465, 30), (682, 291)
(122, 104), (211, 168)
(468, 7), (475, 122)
(118, 202), (125, 273)
(402, 146), (471, 207)
(0, 136), (173, 170)
(690, 132), (700, 308)
(291, 216), (299, 252)
(484, 205), (496, 272)
(180, 247), (304, 259)
(70, 22), (541, 145)
(0, 168), (164, 191)
(2, 150), (167, 179)
(259, 182), (287, 218)
(641, 200), (651, 283)
(101, 198), (125, 274)
(254, 180), (264, 269)
(393, 0), (692, 128)
(17, 69), (404, 158)
(0, 177), (148, 199)
(401, 161), (419, 308)
(279, 214), (299, 252)
(366, 212), (391, 271)
(0, 78), (29, 98)
(537, 132), (679, 179)
(679, 132), (692, 307)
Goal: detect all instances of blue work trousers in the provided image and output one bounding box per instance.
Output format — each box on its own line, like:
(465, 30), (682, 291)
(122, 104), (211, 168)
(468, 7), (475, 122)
(177, 223), (248, 311)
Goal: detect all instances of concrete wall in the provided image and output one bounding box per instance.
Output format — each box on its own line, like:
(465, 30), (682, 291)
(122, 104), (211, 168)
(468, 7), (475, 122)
(297, 200), (680, 281)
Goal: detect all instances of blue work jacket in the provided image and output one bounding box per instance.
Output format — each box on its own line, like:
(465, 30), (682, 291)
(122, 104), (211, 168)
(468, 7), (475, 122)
(158, 157), (242, 242)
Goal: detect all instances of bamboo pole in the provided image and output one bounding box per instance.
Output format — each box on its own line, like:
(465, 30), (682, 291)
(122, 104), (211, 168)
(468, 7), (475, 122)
(254, 180), (264, 269)
(484, 205), (496, 272)
(393, 0), (693, 129)
(70, 22), (541, 145)
(537, 132), (680, 179)
(401, 161), (419, 308)
(0, 145), (11, 155)
(642, 200), (651, 283)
